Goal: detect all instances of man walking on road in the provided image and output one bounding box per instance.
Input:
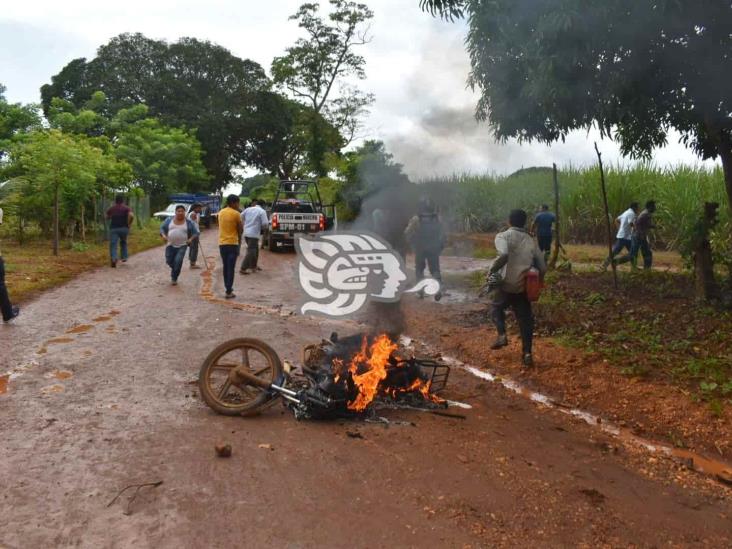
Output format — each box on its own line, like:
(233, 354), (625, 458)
(106, 194), (134, 268)
(187, 203), (203, 269)
(531, 204), (556, 263)
(404, 197), (445, 299)
(489, 209), (547, 367)
(218, 194), (243, 298)
(617, 200), (656, 270)
(160, 205), (199, 285)
(602, 202), (638, 270)
(239, 199), (269, 275)
(0, 207), (20, 322)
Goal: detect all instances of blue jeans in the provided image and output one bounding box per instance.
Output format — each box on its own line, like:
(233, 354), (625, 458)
(109, 227), (129, 262)
(189, 237), (199, 265)
(219, 244), (239, 294)
(165, 245), (187, 281)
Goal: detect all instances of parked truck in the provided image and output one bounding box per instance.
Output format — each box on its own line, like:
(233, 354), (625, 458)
(261, 180), (336, 251)
(153, 193), (221, 228)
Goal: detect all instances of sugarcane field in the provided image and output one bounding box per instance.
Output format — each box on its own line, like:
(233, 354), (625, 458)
(2, 1), (732, 547)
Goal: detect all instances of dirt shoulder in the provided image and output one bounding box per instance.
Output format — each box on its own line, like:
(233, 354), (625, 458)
(406, 268), (732, 462)
(2, 220), (163, 303)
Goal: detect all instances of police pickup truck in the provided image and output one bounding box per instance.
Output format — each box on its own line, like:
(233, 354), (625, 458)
(261, 180), (336, 251)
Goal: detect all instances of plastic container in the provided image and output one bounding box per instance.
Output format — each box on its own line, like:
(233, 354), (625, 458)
(525, 268), (543, 302)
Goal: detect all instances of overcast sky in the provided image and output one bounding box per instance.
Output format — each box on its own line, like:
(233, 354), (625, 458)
(0, 0), (717, 180)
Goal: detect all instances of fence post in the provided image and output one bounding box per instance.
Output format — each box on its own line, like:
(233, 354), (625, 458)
(594, 143), (618, 289)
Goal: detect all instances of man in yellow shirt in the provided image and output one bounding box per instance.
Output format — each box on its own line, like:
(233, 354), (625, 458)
(218, 194), (243, 298)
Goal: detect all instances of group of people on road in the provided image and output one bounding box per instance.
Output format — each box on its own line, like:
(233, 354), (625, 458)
(216, 194), (269, 299)
(401, 198), (547, 367)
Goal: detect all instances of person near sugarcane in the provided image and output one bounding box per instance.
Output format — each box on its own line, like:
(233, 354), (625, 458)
(404, 196), (445, 300)
(616, 200), (656, 270)
(488, 209), (547, 367)
(530, 204), (556, 263)
(602, 201), (639, 270)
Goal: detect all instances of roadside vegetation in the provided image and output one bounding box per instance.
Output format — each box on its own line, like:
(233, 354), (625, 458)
(2, 219), (162, 303)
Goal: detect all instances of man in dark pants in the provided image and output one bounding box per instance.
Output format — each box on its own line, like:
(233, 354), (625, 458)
(0, 207), (20, 322)
(218, 194), (243, 298)
(187, 203), (203, 269)
(617, 200), (656, 270)
(531, 204), (556, 263)
(240, 199), (269, 274)
(404, 197), (445, 299)
(106, 194), (134, 268)
(489, 209), (546, 367)
(602, 202), (638, 270)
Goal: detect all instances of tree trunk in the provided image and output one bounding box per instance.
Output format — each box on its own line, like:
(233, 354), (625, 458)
(720, 132), (732, 220)
(549, 163), (560, 269)
(693, 202), (720, 301)
(53, 185), (60, 256)
(81, 203), (86, 242)
(594, 143), (617, 289)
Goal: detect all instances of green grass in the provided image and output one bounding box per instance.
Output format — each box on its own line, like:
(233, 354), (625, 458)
(2, 219), (163, 303)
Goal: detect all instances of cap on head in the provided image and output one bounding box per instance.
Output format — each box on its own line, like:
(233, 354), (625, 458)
(509, 209), (528, 228)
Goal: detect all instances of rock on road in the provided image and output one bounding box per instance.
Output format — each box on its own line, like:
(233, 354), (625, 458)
(1, 230), (730, 548)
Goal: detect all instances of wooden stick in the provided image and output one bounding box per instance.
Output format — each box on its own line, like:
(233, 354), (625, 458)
(594, 143), (618, 289)
(549, 163), (560, 269)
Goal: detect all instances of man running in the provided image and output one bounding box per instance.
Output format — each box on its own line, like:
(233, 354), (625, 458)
(0, 207), (20, 322)
(160, 205), (199, 285)
(106, 194), (134, 268)
(218, 195), (243, 298)
(602, 202), (638, 270)
(617, 200), (656, 270)
(239, 199), (269, 275)
(489, 209), (546, 367)
(187, 203), (203, 269)
(531, 204), (556, 263)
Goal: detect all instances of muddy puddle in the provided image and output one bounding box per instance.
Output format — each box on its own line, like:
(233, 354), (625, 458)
(401, 336), (732, 486)
(46, 369), (73, 380)
(0, 375), (8, 395)
(46, 337), (74, 345)
(40, 384), (65, 395)
(66, 324), (94, 334)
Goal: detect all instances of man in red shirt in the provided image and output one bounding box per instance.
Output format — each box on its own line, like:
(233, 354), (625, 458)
(106, 195), (134, 268)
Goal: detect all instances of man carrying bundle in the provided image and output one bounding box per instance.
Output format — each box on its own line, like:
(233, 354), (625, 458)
(488, 209), (546, 367)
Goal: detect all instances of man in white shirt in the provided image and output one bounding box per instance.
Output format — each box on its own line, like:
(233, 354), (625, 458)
(602, 202), (639, 270)
(239, 199), (269, 274)
(0, 207), (20, 322)
(488, 209), (546, 367)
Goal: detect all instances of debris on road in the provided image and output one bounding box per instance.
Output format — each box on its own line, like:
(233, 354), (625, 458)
(215, 444), (232, 458)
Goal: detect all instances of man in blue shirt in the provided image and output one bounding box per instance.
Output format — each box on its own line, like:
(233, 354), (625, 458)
(531, 205), (556, 262)
(239, 199), (270, 274)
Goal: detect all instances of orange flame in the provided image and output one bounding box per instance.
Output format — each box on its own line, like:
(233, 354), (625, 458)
(340, 334), (442, 411)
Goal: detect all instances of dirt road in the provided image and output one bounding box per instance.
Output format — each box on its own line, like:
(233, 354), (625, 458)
(2, 231), (730, 548)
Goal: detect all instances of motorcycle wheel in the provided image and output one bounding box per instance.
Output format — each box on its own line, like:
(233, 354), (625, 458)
(199, 338), (283, 417)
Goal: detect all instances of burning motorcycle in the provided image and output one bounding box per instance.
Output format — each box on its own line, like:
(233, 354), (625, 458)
(198, 333), (450, 420)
